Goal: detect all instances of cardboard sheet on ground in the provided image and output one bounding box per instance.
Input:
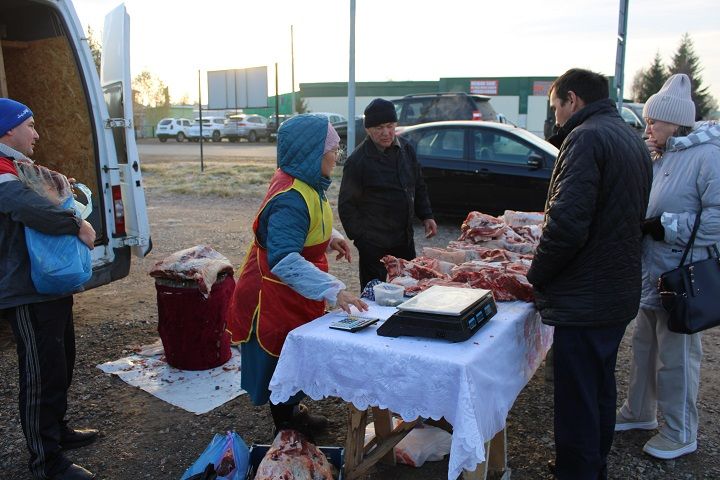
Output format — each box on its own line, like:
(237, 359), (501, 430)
(97, 342), (245, 414)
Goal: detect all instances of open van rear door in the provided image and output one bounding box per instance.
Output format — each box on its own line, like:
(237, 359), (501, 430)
(101, 4), (151, 257)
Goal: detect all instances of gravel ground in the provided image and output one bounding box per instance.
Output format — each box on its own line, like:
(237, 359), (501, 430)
(1, 146), (719, 479)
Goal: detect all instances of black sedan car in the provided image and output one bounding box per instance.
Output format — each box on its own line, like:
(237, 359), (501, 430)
(398, 121), (558, 217)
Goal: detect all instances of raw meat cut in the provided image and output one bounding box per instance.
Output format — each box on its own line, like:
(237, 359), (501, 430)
(254, 429), (336, 480)
(459, 212), (507, 242)
(149, 244), (234, 297)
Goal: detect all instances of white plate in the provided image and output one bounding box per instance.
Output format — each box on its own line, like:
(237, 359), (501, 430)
(397, 285), (492, 315)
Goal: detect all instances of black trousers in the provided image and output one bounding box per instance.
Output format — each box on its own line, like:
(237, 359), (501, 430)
(552, 323), (627, 480)
(354, 238), (416, 291)
(9, 296), (75, 479)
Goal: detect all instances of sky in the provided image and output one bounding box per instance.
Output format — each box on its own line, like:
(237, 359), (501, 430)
(72, 0), (720, 107)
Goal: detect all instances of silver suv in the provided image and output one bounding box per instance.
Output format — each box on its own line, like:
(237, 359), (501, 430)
(225, 114), (269, 142)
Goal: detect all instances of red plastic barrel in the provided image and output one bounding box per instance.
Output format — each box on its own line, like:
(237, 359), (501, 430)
(155, 274), (234, 370)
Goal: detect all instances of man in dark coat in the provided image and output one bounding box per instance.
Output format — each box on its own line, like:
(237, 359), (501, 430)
(526, 69), (652, 480)
(338, 98), (437, 290)
(0, 99), (98, 480)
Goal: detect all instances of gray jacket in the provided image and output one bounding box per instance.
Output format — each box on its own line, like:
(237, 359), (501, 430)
(641, 121), (720, 309)
(0, 144), (81, 309)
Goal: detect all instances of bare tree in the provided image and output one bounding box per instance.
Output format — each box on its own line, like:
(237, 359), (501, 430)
(132, 70), (169, 108)
(87, 26), (102, 76)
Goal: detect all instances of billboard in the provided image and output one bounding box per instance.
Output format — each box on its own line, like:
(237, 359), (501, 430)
(207, 67), (268, 109)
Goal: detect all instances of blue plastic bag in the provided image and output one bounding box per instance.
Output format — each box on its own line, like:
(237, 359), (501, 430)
(181, 431), (249, 480)
(25, 194), (92, 295)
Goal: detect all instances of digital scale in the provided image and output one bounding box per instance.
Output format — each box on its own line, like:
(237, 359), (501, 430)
(377, 285), (497, 342)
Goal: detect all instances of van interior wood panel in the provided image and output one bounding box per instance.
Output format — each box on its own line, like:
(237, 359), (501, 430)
(3, 36), (97, 194)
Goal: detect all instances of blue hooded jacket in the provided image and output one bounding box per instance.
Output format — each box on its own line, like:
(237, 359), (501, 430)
(256, 114), (332, 268)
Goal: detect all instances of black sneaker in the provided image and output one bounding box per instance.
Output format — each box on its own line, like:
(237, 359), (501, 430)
(60, 426), (99, 450)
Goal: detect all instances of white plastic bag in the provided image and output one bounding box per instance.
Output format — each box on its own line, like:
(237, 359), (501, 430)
(364, 418), (452, 467)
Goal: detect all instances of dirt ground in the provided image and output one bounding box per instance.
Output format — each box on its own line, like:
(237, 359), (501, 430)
(1, 141), (719, 479)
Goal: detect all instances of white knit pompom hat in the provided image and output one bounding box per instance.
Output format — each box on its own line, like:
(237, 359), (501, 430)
(643, 74), (696, 127)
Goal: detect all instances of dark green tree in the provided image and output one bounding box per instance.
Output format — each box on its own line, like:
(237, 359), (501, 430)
(668, 33), (717, 119)
(631, 53), (667, 103)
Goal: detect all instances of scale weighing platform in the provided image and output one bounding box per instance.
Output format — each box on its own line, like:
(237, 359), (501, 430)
(377, 285), (497, 342)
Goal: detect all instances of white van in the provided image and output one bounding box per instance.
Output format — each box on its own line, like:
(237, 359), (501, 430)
(0, 1), (151, 289)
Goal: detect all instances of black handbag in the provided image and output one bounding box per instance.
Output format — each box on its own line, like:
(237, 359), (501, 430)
(657, 209), (720, 334)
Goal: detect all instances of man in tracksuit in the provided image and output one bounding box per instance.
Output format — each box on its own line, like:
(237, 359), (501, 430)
(527, 70), (652, 479)
(0, 99), (97, 480)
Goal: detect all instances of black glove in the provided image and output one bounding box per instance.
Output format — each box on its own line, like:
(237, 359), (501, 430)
(641, 216), (664, 241)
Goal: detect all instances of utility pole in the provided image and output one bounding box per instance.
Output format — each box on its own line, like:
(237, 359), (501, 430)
(291, 25), (296, 115)
(347, 0), (356, 153)
(275, 63), (279, 125)
(198, 69), (204, 172)
(614, 0), (629, 111)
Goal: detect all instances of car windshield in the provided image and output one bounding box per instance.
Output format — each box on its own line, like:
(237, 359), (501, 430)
(159, 119), (172, 125)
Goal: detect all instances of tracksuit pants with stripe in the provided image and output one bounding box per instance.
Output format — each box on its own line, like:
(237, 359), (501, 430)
(8, 296), (74, 479)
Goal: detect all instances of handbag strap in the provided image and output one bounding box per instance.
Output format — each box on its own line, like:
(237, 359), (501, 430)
(678, 208), (702, 267)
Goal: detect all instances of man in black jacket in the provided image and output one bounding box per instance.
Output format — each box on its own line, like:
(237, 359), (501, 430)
(338, 98), (437, 290)
(526, 69), (652, 480)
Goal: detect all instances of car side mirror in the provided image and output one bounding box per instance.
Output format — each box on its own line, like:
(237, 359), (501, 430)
(528, 153), (543, 169)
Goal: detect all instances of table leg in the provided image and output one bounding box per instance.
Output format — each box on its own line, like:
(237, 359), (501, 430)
(462, 427), (509, 480)
(345, 405), (368, 477)
(344, 404), (419, 480)
(371, 407), (396, 466)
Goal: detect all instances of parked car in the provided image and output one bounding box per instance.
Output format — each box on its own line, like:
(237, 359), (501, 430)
(267, 114), (292, 142)
(621, 103), (646, 134)
(187, 116), (227, 142)
(333, 116), (366, 160)
(398, 121), (558, 217)
(311, 112), (347, 125)
(224, 114), (269, 142)
(391, 93), (499, 129)
(156, 117), (193, 142)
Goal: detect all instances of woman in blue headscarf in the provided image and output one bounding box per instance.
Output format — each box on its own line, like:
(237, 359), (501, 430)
(228, 114), (367, 433)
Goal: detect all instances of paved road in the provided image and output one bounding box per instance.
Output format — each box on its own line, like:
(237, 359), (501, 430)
(136, 139), (277, 162)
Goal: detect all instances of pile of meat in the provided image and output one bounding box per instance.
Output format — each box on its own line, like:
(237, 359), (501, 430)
(383, 210), (544, 302)
(254, 429), (337, 480)
(149, 244), (234, 297)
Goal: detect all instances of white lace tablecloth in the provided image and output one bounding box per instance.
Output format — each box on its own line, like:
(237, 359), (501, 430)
(269, 301), (553, 480)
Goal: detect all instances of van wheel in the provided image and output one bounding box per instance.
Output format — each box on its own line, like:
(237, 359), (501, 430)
(212, 131), (222, 142)
(176, 132), (186, 142)
(248, 131), (257, 143)
(159, 137), (167, 143)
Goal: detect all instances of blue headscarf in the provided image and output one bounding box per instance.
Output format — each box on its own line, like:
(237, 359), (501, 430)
(277, 114), (330, 190)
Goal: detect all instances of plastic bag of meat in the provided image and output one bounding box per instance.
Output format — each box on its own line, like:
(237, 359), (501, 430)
(149, 245), (234, 297)
(180, 431), (249, 480)
(254, 429), (337, 480)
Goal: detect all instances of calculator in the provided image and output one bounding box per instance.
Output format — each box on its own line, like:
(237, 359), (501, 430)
(329, 315), (380, 332)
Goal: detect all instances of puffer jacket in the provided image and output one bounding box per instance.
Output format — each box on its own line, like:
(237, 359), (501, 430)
(640, 121), (720, 310)
(527, 99), (652, 327)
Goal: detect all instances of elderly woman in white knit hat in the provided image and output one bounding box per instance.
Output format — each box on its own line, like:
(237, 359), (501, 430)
(614, 74), (720, 460)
